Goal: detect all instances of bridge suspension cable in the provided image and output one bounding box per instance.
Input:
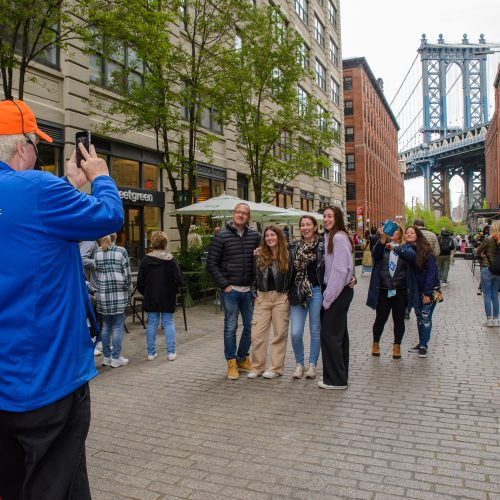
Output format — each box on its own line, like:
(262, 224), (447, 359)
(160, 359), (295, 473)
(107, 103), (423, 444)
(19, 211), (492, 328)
(395, 77), (422, 121)
(389, 53), (419, 107)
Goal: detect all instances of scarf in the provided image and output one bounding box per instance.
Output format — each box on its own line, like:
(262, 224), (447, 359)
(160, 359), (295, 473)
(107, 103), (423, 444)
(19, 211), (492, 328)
(294, 235), (320, 298)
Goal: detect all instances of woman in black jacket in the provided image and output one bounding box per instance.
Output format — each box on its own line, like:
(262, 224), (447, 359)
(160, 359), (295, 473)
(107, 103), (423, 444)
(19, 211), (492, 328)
(248, 225), (293, 379)
(137, 231), (184, 361)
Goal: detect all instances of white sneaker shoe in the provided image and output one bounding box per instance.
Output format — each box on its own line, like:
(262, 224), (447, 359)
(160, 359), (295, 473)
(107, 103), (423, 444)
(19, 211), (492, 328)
(262, 370), (280, 379)
(492, 319), (500, 327)
(168, 353), (177, 361)
(147, 353), (157, 361)
(484, 319), (493, 327)
(94, 348), (102, 356)
(293, 364), (304, 379)
(110, 356), (129, 368)
(317, 380), (347, 390)
(247, 370), (260, 379)
(305, 363), (317, 379)
(102, 356), (111, 366)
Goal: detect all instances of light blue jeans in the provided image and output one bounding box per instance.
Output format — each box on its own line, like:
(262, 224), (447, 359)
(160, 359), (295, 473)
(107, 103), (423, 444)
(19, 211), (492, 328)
(290, 286), (322, 365)
(413, 299), (436, 349)
(481, 267), (500, 319)
(146, 312), (176, 355)
(101, 313), (125, 360)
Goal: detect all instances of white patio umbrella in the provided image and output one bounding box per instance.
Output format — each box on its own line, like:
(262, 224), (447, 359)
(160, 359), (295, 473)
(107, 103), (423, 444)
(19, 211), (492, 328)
(261, 207), (323, 224)
(172, 194), (287, 217)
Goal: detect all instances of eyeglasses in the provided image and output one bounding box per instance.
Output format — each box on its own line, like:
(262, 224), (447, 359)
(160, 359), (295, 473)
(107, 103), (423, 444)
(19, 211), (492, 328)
(234, 210), (250, 216)
(25, 137), (39, 156)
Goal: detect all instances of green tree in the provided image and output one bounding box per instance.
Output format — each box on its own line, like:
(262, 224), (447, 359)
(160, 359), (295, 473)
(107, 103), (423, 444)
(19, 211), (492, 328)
(85, 0), (248, 250)
(0, 0), (89, 99)
(221, 5), (337, 203)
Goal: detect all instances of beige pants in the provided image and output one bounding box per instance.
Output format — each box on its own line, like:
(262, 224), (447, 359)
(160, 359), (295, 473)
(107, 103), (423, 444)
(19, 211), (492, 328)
(251, 291), (290, 374)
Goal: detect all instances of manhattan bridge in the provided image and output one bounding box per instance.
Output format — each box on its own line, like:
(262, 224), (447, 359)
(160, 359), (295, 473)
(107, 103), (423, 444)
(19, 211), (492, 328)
(394, 33), (500, 220)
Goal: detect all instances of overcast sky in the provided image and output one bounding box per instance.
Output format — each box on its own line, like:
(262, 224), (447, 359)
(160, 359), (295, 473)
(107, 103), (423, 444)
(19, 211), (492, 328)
(340, 0), (500, 208)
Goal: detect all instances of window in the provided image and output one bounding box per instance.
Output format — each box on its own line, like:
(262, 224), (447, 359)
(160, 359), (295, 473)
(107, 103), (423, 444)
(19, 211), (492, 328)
(200, 105), (223, 133)
(345, 126), (354, 142)
(143, 163), (160, 190)
(273, 132), (291, 161)
(332, 160), (341, 184)
(297, 40), (310, 70)
(319, 196), (330, 211)
(329, 38), (338, 66)
(328, 1), (337, 27)
(347, 182), (356, 200)
(332, 118), (340, 143)
(297, 86), (308, 117)
(320, 165), (330, 179)
(314, 16), (324, 48)
(315, 59), (326, 91)
(271, 6), (287, 44)
(317, 104), (327, 131)
(272, 67), (284, 95)
(344, 100), (353, 116)
(237, 173), (249, 200)
(343, 76), (353, 91)
(295, 0), (308, 23)
(346, 153), (355, 171)
(274, 185), (293, 208)
(330, 77), (339, 105)
(300, 191), (314, 211)
(112, 158), (140, 188)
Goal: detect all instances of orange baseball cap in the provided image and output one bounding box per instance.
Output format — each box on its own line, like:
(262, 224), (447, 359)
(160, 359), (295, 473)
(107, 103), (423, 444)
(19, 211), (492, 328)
(0, 99), (53, 143)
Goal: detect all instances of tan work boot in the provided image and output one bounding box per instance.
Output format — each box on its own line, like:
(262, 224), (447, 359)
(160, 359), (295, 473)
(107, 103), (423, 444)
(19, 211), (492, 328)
(392, 344), (401, 359)
(237, 356), (252, 372)
(371, 342), (380, 357)
(227, 359), (239, 380)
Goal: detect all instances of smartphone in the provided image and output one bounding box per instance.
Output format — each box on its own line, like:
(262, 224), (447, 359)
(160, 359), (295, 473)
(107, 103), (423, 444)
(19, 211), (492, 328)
(75, 130), (91, 168)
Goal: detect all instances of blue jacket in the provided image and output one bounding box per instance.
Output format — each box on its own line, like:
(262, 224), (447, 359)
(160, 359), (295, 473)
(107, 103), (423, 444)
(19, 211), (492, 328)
(366, 241), (416, 310)
(0, 160), (123, 411)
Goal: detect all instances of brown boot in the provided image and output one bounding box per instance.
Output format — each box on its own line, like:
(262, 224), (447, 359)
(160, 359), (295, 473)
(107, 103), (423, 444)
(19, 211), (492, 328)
(392, 344), (401, 359)
(237, 356), (252, 372)
(371, 342), (380, 356)
(227, 359), (239, 380)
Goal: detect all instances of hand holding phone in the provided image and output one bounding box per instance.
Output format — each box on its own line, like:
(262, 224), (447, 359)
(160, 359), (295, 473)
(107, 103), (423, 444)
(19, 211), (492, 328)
(75, 131), (91, 168)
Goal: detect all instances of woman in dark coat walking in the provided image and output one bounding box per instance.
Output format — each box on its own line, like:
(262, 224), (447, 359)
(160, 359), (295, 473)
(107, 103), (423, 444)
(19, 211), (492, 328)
(137, 231), (184, 361)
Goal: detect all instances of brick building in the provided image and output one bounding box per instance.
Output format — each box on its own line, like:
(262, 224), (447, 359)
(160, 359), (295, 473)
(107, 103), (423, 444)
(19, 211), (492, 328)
(342, 57), (404, 235)
(485, 65), (500, 209)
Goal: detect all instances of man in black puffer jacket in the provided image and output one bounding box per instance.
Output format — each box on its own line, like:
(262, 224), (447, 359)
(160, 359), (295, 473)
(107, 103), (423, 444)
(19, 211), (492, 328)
(207, 203), (261, 380)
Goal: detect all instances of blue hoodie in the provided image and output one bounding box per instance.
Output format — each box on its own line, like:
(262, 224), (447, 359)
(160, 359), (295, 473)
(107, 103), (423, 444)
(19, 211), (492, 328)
(0, 160), (123, 411)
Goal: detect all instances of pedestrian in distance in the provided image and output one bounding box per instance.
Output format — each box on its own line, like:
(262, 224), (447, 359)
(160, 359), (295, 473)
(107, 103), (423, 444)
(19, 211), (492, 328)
(475, 221), (500, 327)
(397, 226), (441, 358)
(0, 99), (123, 500)
(436, 228), (455, 285)
(288, 215), (325, 379)
(318, 206), (355, 390)
(95, 233), (132, 368)
(361, 229), (373, 276)
(413, 218), (440, 257)
(207, 203), (261, 380)
(137, 230), (184, 361)
(367, 222), (409, 360)
(247, 225), (293, 379)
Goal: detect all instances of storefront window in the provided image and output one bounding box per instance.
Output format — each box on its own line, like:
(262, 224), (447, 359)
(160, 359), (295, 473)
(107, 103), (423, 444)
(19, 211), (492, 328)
(144, 206), (161, 252)
(39, 144), (63, 176)
(112, 157), (140, 188)
(143, 163), (160, 190)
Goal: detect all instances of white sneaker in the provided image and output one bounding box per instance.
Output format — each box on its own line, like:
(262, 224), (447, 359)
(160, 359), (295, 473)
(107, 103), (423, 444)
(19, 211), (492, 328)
(483, 319), (493, 327)
(293, 364), (304, 379)
(262, 370), (280, 379)
(147, 353), (157, 361)
(247, 370), (260, 379)
(94, 348), (102, 356)
(492, 319), (500, 327)
(305, 363), (317, 379)
(317, 380), (347, 390)
(168, 353), (177, 361)
(442, 282), (448, 287)
(110, 356), (129, 368)
(102, 356), (111, 366)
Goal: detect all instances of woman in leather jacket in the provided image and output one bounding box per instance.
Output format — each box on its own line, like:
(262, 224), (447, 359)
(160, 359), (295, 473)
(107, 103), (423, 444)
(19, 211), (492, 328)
(247, 225), (293, 379)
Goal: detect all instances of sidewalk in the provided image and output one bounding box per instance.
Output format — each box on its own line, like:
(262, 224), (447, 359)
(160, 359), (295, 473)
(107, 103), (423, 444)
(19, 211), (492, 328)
(87, 259), (500, 499)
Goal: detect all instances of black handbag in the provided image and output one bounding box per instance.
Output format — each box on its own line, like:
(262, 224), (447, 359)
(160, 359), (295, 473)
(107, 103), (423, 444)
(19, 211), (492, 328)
(288, 283), (306, 306)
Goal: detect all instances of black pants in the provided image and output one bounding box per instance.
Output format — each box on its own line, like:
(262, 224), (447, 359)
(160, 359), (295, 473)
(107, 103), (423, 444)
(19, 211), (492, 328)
(372, 288), (407, 345)
(0, 384), (92, 500)
(320, 286), (354, 386)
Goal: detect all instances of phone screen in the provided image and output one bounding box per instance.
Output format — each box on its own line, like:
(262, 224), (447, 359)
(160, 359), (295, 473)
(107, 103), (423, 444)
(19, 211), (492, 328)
(75, 131), (91, 168)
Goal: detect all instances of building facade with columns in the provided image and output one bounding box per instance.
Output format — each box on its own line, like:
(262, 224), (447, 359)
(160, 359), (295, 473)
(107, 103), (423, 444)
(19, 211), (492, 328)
(1, 0), (344, 258)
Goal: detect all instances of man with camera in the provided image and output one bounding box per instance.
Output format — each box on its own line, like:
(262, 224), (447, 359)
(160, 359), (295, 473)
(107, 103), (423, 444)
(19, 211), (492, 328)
(0, 99), (123, 499)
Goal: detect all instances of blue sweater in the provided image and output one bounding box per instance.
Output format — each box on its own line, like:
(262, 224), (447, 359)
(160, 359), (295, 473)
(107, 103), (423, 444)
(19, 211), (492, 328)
(0, 160), (123, 411)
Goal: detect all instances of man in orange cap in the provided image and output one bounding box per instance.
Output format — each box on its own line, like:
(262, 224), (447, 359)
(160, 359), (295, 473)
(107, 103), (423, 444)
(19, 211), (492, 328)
(0, 99), (124, 500)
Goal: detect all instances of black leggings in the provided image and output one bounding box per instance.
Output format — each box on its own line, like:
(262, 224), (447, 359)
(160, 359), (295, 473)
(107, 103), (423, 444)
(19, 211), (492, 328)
(372, 288), (407, 345)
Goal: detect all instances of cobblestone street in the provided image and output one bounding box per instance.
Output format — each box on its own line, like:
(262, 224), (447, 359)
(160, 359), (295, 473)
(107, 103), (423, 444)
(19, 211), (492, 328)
(87, 259), (500, 499)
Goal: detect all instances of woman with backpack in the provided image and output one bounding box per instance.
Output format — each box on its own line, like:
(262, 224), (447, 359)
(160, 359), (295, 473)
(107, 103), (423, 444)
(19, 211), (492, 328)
(475, 221), (500, 327)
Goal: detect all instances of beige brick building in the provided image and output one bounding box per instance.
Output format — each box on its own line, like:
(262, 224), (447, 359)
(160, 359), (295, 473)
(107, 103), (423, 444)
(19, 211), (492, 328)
(2, 0), (344, 259)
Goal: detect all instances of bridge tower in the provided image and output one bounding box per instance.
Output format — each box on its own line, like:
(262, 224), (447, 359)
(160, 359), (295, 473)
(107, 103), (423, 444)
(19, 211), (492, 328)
(418, 34), (491, 216)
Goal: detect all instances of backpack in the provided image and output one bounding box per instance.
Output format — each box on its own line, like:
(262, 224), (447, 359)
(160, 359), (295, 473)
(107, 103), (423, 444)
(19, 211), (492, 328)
(439, 235), (454, 253)
(488, 240), (500, 275)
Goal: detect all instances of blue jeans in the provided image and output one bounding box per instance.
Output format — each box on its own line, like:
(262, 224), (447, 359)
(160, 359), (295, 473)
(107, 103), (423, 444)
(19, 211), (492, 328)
(290, 286), (322, 365)
(221, 289), (253, 361)
(481, 267), (500, 319)
(413, 300), (436, 348)
(146, 312), (176, 355)
(101, 313), (125, 359)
